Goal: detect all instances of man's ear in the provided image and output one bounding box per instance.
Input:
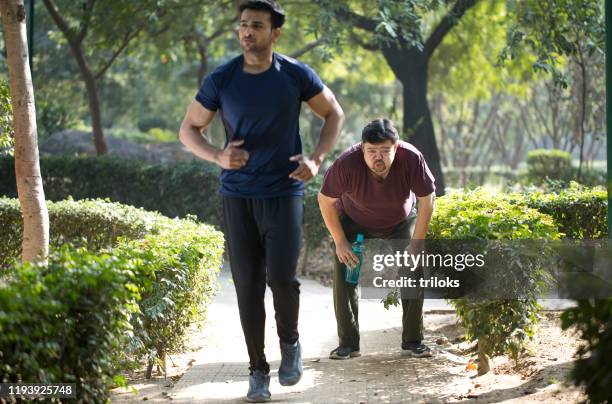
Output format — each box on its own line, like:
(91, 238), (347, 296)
(272, 28), (281, 43)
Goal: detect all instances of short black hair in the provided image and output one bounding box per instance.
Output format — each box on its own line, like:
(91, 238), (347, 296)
(361, 118), (399, 144)
(239, 0), (285, 29)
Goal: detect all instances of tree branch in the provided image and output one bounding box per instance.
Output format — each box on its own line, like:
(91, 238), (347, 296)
(75, 0), (96, 45)
(289, 37), (327, 59)
(333, 3), (377, 33)
(94, 29), (141, 80)
(206, 19), (235, 42)
(423, 0), (478, 61)
(349, 31), (380, 51)
(42, 0), (75, 45)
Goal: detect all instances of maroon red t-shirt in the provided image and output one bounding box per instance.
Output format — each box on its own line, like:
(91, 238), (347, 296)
(320, 141), (435, 233)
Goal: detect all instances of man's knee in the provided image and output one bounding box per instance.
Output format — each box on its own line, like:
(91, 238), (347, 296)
(267, 276), (300, 293)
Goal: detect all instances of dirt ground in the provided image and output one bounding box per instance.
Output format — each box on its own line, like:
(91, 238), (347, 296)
(442, 312), (586, 403)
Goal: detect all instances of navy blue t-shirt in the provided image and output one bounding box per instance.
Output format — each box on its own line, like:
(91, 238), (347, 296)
(195, 52), (324, 198)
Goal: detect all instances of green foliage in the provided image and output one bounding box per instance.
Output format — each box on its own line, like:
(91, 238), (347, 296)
(0, 246), (141, 402)
(430, 188), (560, 240)
(116, 217), (224, 361)
(138, 116), (170, 132)
(0, 197), (157, 268)
(37, 96), (77, 140)
(0, 198), (224, 397)
(527, 149), (573, 185)
(0, 155), (223, 227)
(501, 0), (605, 86)
(304, 175), (329, 252)
(520, 182), (608, 239)
(0, 79), (13, 155)
(429, 189), (560, 360)
(147, 128), (177, 143)
(561, 298), (612, 404)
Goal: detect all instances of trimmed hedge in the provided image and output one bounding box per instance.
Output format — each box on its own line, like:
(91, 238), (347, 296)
(519, 182), (608, 239)
(0, 198), (224, 400)
(0, 155), (223, 227)
(0, 247), (141, 401)
(428, 189), (561, 372)
(527, 149), (573, 185)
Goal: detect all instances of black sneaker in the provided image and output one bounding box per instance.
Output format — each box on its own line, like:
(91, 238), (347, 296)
(329, 346), (361, 360)
(278, 340), (302, 386)
(246, 369), (271, 403)
(401, 342), (433, 358)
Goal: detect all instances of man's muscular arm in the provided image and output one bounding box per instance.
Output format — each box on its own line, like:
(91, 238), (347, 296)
(289, 87), (345, 181)
(179, 101), (249, 169)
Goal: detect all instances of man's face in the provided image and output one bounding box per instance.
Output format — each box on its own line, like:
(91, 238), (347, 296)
(362, 140), (397, 176)
(239, 9), (280, 53)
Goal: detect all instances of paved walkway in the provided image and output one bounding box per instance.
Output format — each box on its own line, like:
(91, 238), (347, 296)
(113, 266), (575, 403)
(159, 267), (473, 403)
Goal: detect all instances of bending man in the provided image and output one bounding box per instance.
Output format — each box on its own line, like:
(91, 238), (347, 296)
(318, 118), (435, 360)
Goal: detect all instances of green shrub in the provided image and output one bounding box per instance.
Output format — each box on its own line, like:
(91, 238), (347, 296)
(147, 127), (176, 143)
(429, 189), (561, 372)
(526, 149), (573, 185)
(561, 299), (612, 404)
(0, 198), (224, 395)
(0, 246), (141, 402)
(575, 167), (608, 187)
(518, 182), (608, 239)
(37, 97), (77, 141)
(0, 197), (157, 268)
(303, 175), (329, 251)
(0, 155), (223, 227)
(117, 217), (224, 366)
(107, 127), (154, 144)
(444, 166), (518, 188)
(138, 116), (170, 132)
(0, 79), (13, 155)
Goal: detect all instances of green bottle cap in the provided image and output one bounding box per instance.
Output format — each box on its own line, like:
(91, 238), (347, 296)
(356, 233), (364, 243)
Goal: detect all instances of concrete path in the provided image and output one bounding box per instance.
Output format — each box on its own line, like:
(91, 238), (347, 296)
(113, 266), (575, 403)
(161, 268), (473, 403)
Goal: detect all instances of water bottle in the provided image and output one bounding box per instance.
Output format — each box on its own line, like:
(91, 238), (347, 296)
(344, 233), (364, 284)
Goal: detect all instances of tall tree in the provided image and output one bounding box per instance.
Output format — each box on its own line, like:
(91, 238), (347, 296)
(41, 0), (189, 154)
(500, 0), (605, 181)
(312, 0), (480, 195)
(0, 0), (49, 263)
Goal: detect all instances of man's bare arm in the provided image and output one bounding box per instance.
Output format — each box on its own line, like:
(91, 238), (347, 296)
(412, 192), (435, 240)
(289, 87), (345, 181)
(407, 192), (435, 256)
(179, 101), (249, 169)
(318, 192), (359, 268)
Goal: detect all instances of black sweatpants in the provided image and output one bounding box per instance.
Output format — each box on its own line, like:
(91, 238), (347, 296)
(222, 196), (303, 374)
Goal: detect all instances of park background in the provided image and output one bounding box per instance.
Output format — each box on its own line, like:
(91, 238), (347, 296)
(0, 0), (610, 403)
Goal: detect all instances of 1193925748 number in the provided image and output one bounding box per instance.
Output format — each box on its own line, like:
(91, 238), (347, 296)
(0, 383), (76, 398)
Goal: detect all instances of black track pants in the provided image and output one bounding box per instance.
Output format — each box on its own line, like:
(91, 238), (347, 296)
(222, 196), (303, 374)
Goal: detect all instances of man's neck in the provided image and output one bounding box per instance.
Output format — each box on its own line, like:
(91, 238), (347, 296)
(243, 49), (274, 74)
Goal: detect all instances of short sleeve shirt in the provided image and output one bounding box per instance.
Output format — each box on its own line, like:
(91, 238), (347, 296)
(320, 141), (436, 232)
(195, 52), (324, 198)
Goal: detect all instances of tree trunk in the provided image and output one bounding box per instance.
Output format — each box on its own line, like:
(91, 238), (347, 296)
(71, 43), (107, 155)
(196, 42), (208, 86)
(383, 46), (446, 195)
(1, 0), (49, 263)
